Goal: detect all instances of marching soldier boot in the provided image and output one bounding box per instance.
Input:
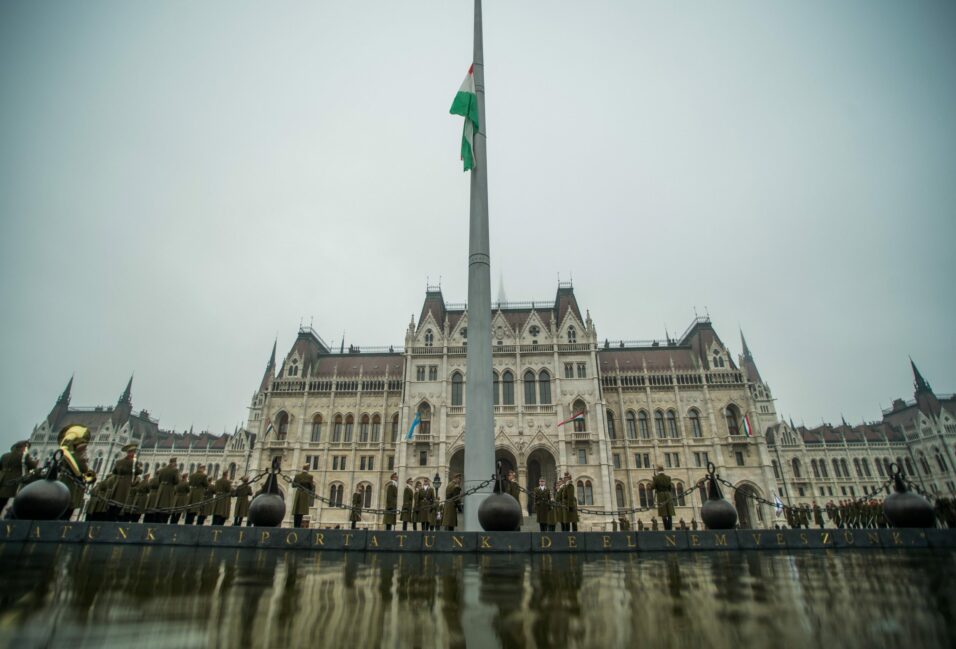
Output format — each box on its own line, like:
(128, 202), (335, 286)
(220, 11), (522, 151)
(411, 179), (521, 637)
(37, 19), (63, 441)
(211, 473), (233, 525)
(232, 476), (252, 526)
(442, 475), (462, 531)
(0, 441), (38, 515)
(384, 473), (399, 531)
(534, 478), (552, 532)
(400, 478), (414, 531)
(291, 465), (315, 528)
(155, 458), (180, 524)
(171, 474), (189, 524)
(651, 466), (675, 531)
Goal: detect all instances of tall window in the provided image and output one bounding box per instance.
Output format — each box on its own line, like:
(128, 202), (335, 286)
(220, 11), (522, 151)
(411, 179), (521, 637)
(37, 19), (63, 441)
(606, 410), (617, 439)
(276, 412), (289, 440)
(564, 363), (574, 379)
(360, 415), (370, 442)
(502, 371), (515, 405)
(725, 405), (741, 436)
(832, 458), (840, 478)
(371, 415), (381, 442)
(639, 411), (650, 439)
(391, 414), (399, 442)
(792, 458), (802, 478)
(573, 400), (587, 433)
(615, 483), (626, 508)
(363, 484), (372, 508)
(905, 457), (915, 476)
(688, 409), (702, 438)
(344, 415), (354, 443)
(666, 410), (678, 438)
(654, 410), (665, 438)
(539, 370), (551, 404)
(811, 459), (820, 478)
(840, 458), (849, 478)
(418, 403), (431, 436)
(333, 415), (343, 443)
(424, 329), (434, 346)
(675, 482), (686, 507)
(853, 458), (862, 477)
(523, 370), (537, 405)
(493, 371), (500, 406)
(819, 459), (828, 478)
(567, 326), (576, 344)
(771, 460), (780, 479)
(577, 481), (586, 505)
(310, 415), (322, 443)
(626, 411), (637, 440)
(451, 372), (464, 406)
(638, 483), (650, 508)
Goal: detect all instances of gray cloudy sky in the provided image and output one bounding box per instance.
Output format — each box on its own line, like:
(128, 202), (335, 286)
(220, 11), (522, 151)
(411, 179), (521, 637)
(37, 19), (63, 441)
(1, 1), (954, 449)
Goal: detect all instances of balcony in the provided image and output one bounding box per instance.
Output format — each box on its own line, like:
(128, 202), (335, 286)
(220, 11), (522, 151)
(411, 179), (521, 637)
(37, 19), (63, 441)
(523, 404), (555, 415)
(412, 434), (435, 444)
(448, 406), (465, 415)
(494, 405), (517, 415)
(570, 431), (593, 443)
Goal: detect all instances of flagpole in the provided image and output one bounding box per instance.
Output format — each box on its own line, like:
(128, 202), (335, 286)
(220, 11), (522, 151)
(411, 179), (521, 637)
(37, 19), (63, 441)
(464, 0), (494, 531)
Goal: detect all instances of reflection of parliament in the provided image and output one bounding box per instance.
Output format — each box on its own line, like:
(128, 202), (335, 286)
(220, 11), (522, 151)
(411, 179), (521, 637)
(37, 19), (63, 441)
(27, 284), (956, 528)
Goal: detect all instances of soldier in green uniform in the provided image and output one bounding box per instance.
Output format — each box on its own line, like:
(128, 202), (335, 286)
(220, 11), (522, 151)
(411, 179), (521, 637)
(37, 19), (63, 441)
(107, 444), (141, 521)
(812, 501), (825, 529)
(200, 479), (215, 525)
(350, 485), (363, 530)
(412, 481), (423, 531)
(86, 475), (114, 521)
(185, 465), (209, 525)
(292, 464), (315, 528)
(400, 478), (414, 531)
(442, 474), (462, 531)
(554, 476), (568, 531)
(131, 474), (150, 523)
(232, 476), (252, 526)
(651, 466), (675, 531)
(384, 473), (399, 530)
(142, 473), (160, 523)
(171, 473), (190, 524)
(563, 472), (579, 532)
(154, 458), (180, 524)
(421, 478), (437, 531)
(0, 441), (38, 515)
(534, 478), (552, 531)
(211, 472), (232, 526)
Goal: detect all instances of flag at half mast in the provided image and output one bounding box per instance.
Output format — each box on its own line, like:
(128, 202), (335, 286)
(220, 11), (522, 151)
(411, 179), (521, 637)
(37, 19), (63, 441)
(450, 64), (479, 171)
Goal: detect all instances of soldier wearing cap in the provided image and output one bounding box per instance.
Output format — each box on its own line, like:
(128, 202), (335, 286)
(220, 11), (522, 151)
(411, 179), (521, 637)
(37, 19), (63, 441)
(420, 477), (436, 531)
(534, 478), (552, 532)
(563, 471), (579, 532)
(107, 443), (142, 521)
(171, 473), (190, 524)
(233, 476), (252, 526)
(350, 485), (364, 530)
(86, 475), (114, 521)
(211, 471), (232, 526)
(185, 465), (209, 525)
(292, 464), (315, 528)
(131, 473), (150, 523)
(58, 429), (93, 521)
(0, 440), (38, 515)
(400, 478), (414, 531)
(384, 473), (399, 530)
(651, 465), (675, 531)
(442, 474), (462, 531)
(154, 458), (180, 524)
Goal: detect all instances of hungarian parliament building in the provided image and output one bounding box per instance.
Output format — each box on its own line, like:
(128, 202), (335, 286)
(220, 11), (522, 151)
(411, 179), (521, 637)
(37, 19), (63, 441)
(26, 283), (956, 528)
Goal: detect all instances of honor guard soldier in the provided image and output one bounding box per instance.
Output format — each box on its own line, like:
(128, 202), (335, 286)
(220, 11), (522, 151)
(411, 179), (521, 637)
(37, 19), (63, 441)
(211, 472), (232, 526)
(185, 465), (209, 525)
(0, 441), (38, 515)
(87, 476), (114, 521)
(534, 478), (552, 532)
(384, 473), (399, 530)
(442, 474), (462, 531)
(420, 478), (437, 531)
(171, 473), (190, 524)
(131, 474), (150, 523)
(233, 476), (252, 526)
(412, 481), (423, 531)
(400, 478), (414, 531)
(651, 465), (675, 531)
(200, 479), (215, 525)
(154, 458), (180, 524)
(292, 464), (315, 528)
(108, 444), (141, 521)
(143, 473), (160, 523)
(507, 470), (523, 526)
(563, 472), (579, 531)
(554, 477), (568, 531)
(350, 485), (363, 530)
(58, 427), (94, 521)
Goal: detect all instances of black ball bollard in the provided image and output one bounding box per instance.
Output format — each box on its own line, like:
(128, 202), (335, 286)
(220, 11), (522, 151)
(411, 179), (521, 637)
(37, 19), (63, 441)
(248, 458), (286, 527)
(478, 493), (522, 531)
(883, 464), (935, 528)
(13, 456), (71, 520)
(700, 463), (738, 530)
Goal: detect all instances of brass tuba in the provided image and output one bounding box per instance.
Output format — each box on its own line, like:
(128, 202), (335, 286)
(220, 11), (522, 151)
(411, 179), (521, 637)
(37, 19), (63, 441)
(58, 425), (96, 484)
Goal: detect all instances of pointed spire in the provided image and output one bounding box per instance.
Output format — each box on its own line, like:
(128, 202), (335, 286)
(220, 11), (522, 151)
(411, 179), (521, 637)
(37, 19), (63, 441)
(259, 340), (277, 392)
(57, 375), (74, 404)
(740, 329), (753, 359)
(118, 375), (133, 404)
(910, 357), (941, 418)
(496, 273), (507, 304)
(910, 357), (932, 394)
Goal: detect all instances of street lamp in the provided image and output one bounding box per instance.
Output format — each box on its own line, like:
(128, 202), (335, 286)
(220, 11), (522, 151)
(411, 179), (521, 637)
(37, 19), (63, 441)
(433, 472), (442, 493)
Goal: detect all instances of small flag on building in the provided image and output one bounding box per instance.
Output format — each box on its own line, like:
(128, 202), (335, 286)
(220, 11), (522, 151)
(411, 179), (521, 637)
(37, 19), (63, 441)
(774, 494), (784, 515)
(449, 64), (479, 171)
(742, 414), (753, 437)
(557, 411), (586, 427)
(406, 413), (422, 441)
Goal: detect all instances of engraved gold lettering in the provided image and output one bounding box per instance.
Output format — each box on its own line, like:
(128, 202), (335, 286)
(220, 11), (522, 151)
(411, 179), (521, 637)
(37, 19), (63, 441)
(821, 532), (830, 545)
(480, 536), (492, 549)
(541, 535), (552, 549)
(843, 531), (855, 544)
(260, 531), (271, 544)
(751, 533), (762, 545)
(312, 532), (325, 546)
(397, 534), (406, 547)
(570, 535), (580, 548)
(211, 529), (223, 543)
(343, 533), (352, 546)
(32, 525), (42, 539)
(87, 526), (99, 540)
(237, 530), (246, 543)
(60, 525), (73, 539)
(285, 532), (298, 545)
(891, 532), (903, 546)
(452, 535), (464, 548)
(116, 527), (128, 540)
(423, 535), (436, 549)
(868, 532), (880, 544)
(799, 532), (808, 545)
(145, 528), (156, 542)
(368, 535), (379, 547)
(715, 533), (727, 546)
(665, 534), (677, 547)
(776, 533), (785, 545)
(690, 534), (700, 547)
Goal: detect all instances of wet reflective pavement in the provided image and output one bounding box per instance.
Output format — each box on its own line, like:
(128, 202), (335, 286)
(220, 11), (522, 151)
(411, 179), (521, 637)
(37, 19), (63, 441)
(0, 543), (954, 648)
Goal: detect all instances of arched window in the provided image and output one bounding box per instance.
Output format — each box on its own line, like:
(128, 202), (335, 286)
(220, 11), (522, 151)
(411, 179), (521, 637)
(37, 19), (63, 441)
(875, 459), (885, 477)
(539, 370), (551, 405)
(330, 483), (344, 507)
(638, 411), (650, 439)
(359, 415), (370, 442)
(666, 410), (678, 438)
(725, 405), (741, 436)
(638, 483), (650, 508)
(771, 460), (780, 479)
(189, 463), (195, 474)
(688, 409), (702, 438)
(451, 372), (464, 406)
(654, 410), (665, 438)
(840, 459), (849, 478)
(675, 482), (686, 507)
(567, 326), (576, 344)
(935, 450), (948, 473)
(577, 480), (586, 505)
(832, 458), (841, 478)
(363, 484), (373, 508)
(572, 400), (587, 432)
(424, 329), (434, 346)
(615, 483), (626, 508)
(791, 458), (802, 478)
(919, 453), (931, 475)
(861, 458), (871, 477)
(502, 371), (515, 405)
(391, 414), (399, 443)
(626, 411), (637, 440)
(523, 370), (537, 405)
(333, 415), (343, 443)
(229, 463), (237, 480)
(584, 480), (594, 505)
(606, 410), (617, 440)
(819, 459), (828, 478)
(853, 458), (862, 477)
(310, 415), (322, 443)
(371, 415), (381, 442)
(344, 415), (354, 442)
(276, 412), (289, 440)
(766, 429), (776, 445)
(811, 459), (820, 478)
(493, 371), (500, 406)
(418, 403), (432, 436)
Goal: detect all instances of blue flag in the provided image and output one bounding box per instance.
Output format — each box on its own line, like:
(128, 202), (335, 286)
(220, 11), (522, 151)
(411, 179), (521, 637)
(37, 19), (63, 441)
(406, 413), (421, 440)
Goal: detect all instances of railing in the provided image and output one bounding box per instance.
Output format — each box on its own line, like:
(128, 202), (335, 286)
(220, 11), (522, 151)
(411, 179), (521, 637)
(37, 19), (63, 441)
(447, 346), (467, 355)
(523, 404), (556, 414)
(677, 316), (711, 342)
(557, 343), (591, 352)
(519, 344), (553, 354)
(297, 326), (331, 351)
(569, 431), (593, 442)
(412, 434), (435, 444)
(494, 405), (517, 415)
(493, 345), (517, 354)
(448, 406), (465, 415)
(409, 346), (443, 355)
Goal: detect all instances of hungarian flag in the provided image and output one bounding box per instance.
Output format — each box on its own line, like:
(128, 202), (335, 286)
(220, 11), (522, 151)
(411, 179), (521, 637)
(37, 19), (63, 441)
(742, 414), (753, 437)
(557, 411), (586, 427)
(449, 64), (479, 171)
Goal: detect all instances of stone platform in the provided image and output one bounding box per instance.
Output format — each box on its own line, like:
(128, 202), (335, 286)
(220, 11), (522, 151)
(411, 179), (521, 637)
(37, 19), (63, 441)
(2, 520), (954, 553)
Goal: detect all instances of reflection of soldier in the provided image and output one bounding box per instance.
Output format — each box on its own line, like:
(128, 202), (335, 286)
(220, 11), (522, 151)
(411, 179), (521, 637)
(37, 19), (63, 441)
(291, 465), (315, 528)
(233, 477), (252, 526)
(651, 466), (675, 531)
(350, 487), (363, 530)
(155, 458), (180, 524)
(108, 443), (141, 521)
(384, 473), (399, 530)
(442, 474), (462, 531)
(400, 478), (414, 531)
(534, 478), (552, 532)
(0, 441), (37, 515)
(171, 474), (189, 524)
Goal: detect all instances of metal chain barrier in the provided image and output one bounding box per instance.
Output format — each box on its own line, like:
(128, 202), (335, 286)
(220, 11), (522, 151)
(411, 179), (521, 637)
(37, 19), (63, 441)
(512, 478), (703, 518)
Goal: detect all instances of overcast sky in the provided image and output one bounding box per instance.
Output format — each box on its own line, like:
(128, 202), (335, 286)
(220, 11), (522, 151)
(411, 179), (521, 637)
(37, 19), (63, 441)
(1, 1), (954, 450)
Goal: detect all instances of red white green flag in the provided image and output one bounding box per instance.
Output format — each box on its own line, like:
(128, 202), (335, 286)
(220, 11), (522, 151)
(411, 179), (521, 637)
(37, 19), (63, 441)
(557, 411), (586, 427)
(743, 414), (753, 437)
(449, 64), (479, 171)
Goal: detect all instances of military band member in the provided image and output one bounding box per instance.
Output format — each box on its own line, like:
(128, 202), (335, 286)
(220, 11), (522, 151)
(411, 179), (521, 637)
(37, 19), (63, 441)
(185, 465), (209, 525)
(108, 444), (142, 521)
(292, 464), (315, 528)
(442, 474), (462, 531)
(0, 440), (38, 515)
(421, 478), (436, 531)
(400, 478), (414, 531)
(171, 473), (190, 524)
(233, 476), (252, 526)
(384, 473), (399, 530)
(534, 478), (552, 532)
(211, 472), (232, 526)
(651, 466), (675, 531)
(59, 434), (93, 521)
(350, 486), (363, 530)
(412, 481), (423, 531)
(154, 458), (180, 524)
